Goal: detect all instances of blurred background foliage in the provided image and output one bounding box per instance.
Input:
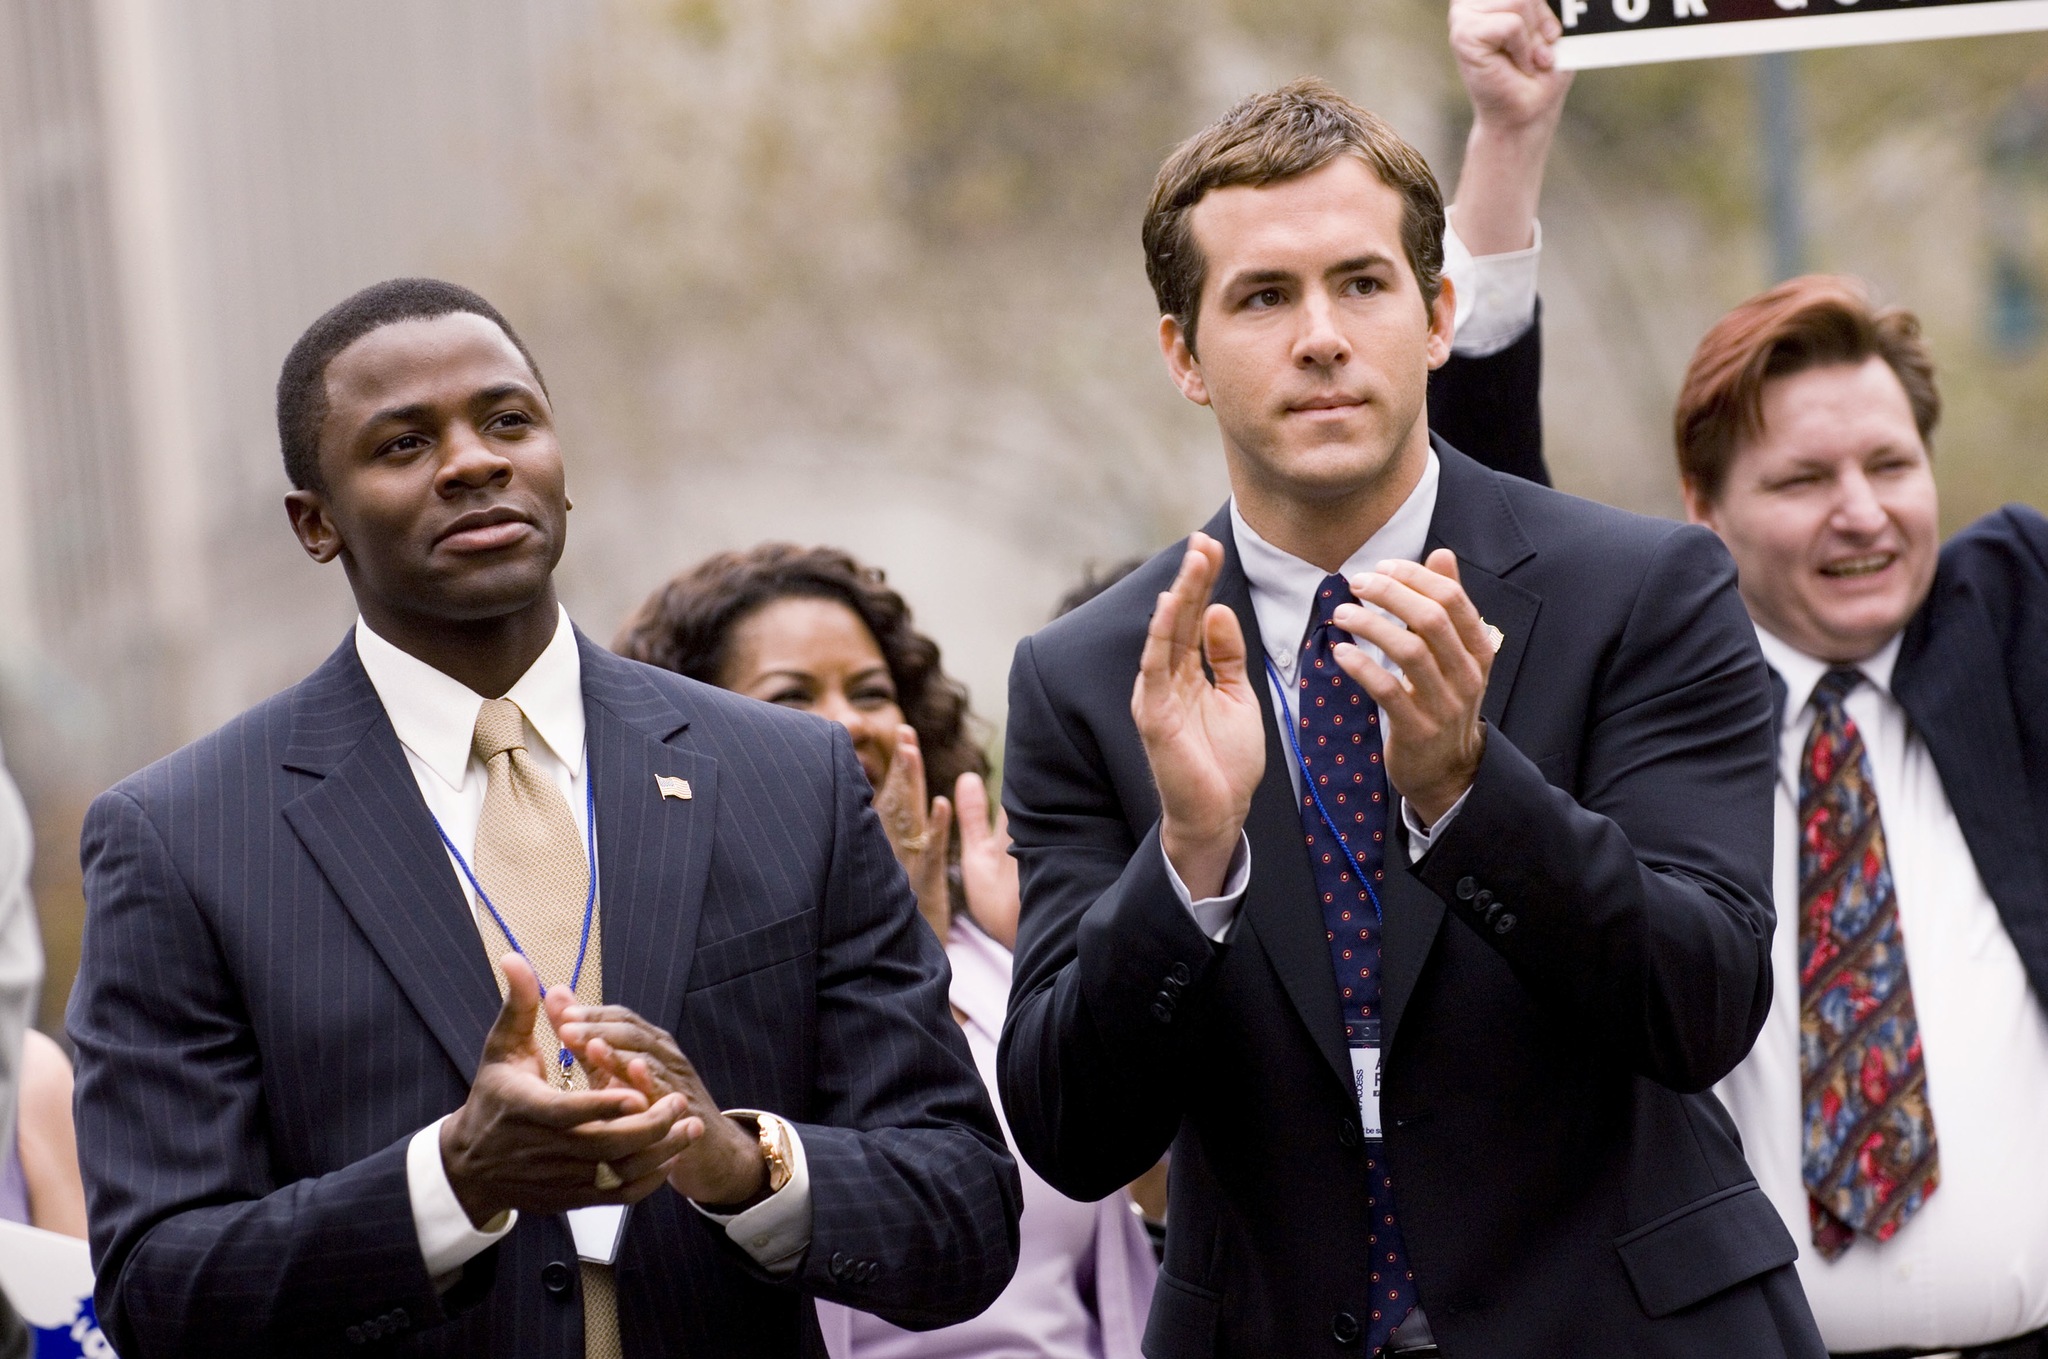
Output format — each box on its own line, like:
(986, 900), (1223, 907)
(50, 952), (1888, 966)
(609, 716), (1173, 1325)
(461, 0), (2048, 762)
(2, 0), (2045, 1026)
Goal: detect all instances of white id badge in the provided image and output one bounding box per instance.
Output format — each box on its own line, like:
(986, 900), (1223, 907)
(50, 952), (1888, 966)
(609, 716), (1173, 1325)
(1349, 1038), (1384, 1142)
(568, 1205), (630, 1265)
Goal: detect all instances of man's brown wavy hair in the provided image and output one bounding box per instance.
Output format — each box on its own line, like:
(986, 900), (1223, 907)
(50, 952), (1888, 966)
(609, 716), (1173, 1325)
(1676, 275), (1941, 502)
(613, 543), (987, 803)
(1143, 76), (1446, 356)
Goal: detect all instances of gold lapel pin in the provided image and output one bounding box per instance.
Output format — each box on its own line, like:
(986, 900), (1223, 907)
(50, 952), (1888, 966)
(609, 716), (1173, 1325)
(656, 775), (693, 801)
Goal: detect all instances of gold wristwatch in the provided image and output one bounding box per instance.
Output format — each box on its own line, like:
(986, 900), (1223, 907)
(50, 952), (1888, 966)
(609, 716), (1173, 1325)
(735, 1110), (794, 1194)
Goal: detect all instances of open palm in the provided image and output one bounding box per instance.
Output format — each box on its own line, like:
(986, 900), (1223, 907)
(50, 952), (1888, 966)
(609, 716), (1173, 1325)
(1131, 533), (1266, 897)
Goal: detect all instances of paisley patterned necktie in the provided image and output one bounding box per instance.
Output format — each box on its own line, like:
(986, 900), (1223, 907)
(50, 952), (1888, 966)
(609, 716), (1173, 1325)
(1797, 667), (1939, 1261)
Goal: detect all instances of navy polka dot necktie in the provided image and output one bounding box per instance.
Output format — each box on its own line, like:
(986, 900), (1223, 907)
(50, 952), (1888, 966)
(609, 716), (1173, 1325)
(1295, 573), (1417, 1356)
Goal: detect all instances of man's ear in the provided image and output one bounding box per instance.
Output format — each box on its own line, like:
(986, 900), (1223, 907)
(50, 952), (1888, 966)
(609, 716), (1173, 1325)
(285, 488), (344, 564)
(1424, 274), (1456, 372)
(1159, 314), (1211, 408)
(1680, 476), (1717, 530)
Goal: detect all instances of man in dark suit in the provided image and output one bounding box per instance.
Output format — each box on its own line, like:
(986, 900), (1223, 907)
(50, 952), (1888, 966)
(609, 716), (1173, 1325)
(996, 77), (1826, 1359)
(67, 278), (1019, 1357)
(1676, 278), (2048, 1359)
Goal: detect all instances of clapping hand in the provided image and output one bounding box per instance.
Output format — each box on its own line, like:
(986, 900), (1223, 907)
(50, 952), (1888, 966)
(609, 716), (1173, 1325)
(438, 955), (693, 1228)
(1132, 533), (1266, 899)
(548, 992), (771, 1210)
(954, 771), (1019, 950)
(874, 725), (953, 934)
(1331, 550), (1495, 828)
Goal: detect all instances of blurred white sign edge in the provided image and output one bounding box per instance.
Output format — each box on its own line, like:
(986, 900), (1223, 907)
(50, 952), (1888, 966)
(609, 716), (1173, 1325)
(1558, 0), (2048, 66)
(0, 1218), (94, 1330)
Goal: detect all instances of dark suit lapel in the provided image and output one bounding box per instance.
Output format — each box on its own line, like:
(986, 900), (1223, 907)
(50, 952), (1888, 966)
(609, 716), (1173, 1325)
(1894, 581), (2048, 1003)
(1210, 509), (1353, 1092)
(1379, 444), (1544, 1046)
(281, 636), (501, 1081)
(578, 638), (719, 1032)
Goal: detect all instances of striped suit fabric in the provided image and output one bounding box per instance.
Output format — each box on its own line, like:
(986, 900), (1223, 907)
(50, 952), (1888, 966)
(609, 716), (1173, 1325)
(68, 630), (1020, 1357)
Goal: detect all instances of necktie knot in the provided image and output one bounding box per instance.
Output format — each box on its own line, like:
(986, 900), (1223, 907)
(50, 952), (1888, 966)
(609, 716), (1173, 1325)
(472, 697), (528, 764)
(1811, 667), (1862, 714)
(1303, 572), (1352, 643)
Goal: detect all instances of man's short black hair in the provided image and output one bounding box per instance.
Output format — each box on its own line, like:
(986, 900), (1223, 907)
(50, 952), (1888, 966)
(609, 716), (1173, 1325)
(275, 278), (547, 491)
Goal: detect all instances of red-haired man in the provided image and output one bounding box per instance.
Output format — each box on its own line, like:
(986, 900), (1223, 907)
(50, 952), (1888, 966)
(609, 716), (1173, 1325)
(1680, 277), (2048, 1359)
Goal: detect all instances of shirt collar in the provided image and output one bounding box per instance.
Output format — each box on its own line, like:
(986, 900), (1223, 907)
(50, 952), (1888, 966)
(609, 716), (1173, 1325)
(354, 605), (585, 790)
(1752, 622), (1903, 732)
(1230, 449), (1440, 665)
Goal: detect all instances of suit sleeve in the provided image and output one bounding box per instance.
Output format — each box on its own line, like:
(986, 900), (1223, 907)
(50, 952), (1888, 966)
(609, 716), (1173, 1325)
(67, 789), (480, 1358)
(793, 729), (1022, 1329)
(996, 633), (1218, 1204)
(1410, 524), (1778, 1091)
(1427, 303), (1550, 487)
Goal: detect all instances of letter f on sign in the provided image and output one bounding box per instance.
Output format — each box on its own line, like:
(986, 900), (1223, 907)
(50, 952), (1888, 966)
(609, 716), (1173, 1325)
(1562, 0), (1588, 25)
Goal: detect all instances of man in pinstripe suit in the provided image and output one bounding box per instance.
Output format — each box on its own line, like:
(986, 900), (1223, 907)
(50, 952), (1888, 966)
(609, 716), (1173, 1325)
(66, 279), (1020, 1357)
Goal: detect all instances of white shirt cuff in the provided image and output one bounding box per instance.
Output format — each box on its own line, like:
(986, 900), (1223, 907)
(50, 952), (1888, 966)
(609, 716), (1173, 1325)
(409, 1116), (517, 1289)
(1402, 788), (1471, 862)
(692, 1111), (811, 1274)
(1162, 833), (1252, 943)
(1442, 216), (1542, 358)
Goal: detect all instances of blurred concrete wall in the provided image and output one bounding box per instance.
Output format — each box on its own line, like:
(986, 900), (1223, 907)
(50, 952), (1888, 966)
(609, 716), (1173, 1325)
(0, 0), (590, 1027)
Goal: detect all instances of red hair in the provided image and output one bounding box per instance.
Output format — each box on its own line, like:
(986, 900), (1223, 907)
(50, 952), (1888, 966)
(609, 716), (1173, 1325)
(1675, 275), (1939, 500)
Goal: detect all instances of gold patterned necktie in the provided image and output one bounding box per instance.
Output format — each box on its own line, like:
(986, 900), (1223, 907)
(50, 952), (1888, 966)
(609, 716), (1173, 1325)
(469, 698), (622, 1359)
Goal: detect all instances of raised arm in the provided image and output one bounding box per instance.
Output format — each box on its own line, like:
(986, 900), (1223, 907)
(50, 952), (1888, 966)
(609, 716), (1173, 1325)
(1448, 0), (1571, 256)
(999, 539), (1267, 1202)
(1428, 0), (1572, 484)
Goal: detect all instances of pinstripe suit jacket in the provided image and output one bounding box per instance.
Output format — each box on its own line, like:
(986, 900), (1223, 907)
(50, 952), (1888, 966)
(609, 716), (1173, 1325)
(68, 630), (1020, 1358)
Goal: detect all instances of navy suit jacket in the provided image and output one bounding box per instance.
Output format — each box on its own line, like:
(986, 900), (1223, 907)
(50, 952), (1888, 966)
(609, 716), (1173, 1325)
(1872, 505), (2048, 1008)
(69, 632), (1020, 1358)
(998, 444), (1826, 1358)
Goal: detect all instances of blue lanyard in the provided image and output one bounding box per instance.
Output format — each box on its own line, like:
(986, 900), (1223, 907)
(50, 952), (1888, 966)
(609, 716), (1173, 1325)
(1265, 652), (1385, 924)
(431, 776), (599, 1078)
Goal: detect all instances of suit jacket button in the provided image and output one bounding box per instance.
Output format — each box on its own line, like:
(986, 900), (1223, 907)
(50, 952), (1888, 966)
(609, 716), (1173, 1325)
(1151, 1000), (1173, 1024)
(1455, 876), (1477, 901)
(542, 1261), (574, 1297)
(1473, 889), (1493, 910)
(1169, 961), (1192, 985)
(1338, 1119), (1360, 1149)
(346, 1325), (365, 1345)
(1331, 1310), (1361, 1344)
(830, 1250), (849, 1279)
(1494, 912), (1518, 934)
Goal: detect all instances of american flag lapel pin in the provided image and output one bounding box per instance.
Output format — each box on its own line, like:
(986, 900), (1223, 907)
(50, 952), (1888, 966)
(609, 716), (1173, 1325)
(656, 775), (693, 801)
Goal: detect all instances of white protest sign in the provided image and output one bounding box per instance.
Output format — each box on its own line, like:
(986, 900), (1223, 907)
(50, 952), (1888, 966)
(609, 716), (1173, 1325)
(0, 1219), (113, 1356)
(1552, 0), (2048, 68)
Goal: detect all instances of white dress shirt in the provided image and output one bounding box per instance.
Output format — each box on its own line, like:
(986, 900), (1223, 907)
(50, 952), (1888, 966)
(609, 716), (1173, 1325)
(1166, 453), (1461, 942)
(1443, 216), (1541, 358)
(1714, 625), (2048, 1351)
(354, 609), (812, 1286)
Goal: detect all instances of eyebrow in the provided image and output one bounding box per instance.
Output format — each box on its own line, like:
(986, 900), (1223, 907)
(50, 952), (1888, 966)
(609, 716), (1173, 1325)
(361, 401), (438, 431)
(470, 381), (538, 409)
(1219, 254), (1397, 294)
(361, 382), (540, 431)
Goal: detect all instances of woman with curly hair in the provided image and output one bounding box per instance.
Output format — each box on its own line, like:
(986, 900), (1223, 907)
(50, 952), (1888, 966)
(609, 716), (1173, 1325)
(616, 543), (1155, 1359)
